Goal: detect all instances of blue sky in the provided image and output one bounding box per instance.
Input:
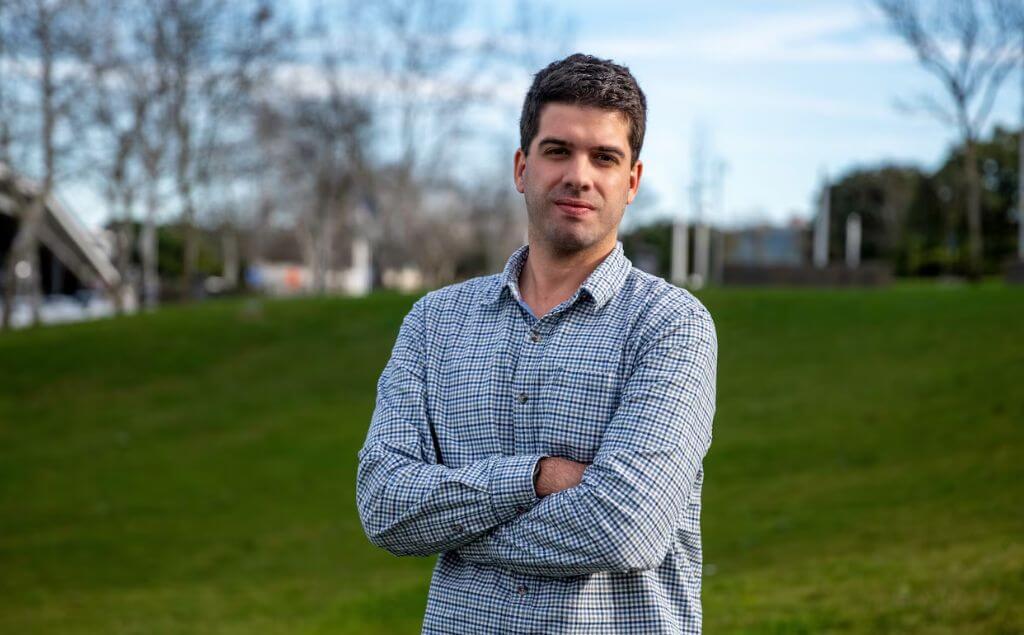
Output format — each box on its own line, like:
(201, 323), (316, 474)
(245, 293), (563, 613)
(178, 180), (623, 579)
(500, 0), (1021, 228)
(64, 0), (1022, 231)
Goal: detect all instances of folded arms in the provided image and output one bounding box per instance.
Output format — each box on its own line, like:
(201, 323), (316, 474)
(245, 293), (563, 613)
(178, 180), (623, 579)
(356, 299), (717, 576)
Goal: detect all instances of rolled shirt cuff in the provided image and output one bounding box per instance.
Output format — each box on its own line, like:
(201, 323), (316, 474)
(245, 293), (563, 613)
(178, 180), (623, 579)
(489, 454), (545, 522)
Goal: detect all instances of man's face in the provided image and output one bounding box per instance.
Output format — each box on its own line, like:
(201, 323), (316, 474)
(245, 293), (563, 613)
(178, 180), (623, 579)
(515, 102), (643, 256)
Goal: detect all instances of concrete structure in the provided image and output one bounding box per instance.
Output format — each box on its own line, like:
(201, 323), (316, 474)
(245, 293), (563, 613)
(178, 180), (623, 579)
(0, 163), (128, 328)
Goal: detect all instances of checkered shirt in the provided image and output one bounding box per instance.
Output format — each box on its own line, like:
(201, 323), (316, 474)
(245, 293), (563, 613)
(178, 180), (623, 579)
(356, 241), (718, 634)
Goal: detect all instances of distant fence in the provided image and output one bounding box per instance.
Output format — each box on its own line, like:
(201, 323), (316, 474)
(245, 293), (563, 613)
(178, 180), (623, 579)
(1007, 262), (1024, 285)
(722, 263), (892, 286)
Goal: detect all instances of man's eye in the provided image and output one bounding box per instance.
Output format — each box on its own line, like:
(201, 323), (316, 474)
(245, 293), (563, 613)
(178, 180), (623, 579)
(546, 147), (568, 156)
(596, 153), (617, 164)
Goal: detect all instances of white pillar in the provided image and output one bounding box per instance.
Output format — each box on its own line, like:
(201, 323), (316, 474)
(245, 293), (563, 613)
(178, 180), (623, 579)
(352, 236), (372, 296)
(693, 222), (710, 289)
(846, 213), (862, 269)
(813, 178), (830, 269)
(671, 220), (689, 286)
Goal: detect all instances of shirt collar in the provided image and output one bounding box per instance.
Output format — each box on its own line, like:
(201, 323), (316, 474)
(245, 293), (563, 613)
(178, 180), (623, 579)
(481, 241), (631, 311)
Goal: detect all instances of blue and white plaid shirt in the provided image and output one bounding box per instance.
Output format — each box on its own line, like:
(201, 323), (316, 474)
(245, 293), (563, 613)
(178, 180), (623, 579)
(356, 242), (717, 634)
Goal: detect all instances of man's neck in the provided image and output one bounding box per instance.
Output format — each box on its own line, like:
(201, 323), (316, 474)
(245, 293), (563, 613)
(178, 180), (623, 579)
(518, 236), (616, 319)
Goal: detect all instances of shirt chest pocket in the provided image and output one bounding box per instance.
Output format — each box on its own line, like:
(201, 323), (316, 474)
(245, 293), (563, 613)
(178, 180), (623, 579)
(540, 361), (622, 463)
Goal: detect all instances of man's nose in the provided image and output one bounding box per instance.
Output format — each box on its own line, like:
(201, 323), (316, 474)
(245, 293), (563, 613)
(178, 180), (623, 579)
(561, 155), (593, 191)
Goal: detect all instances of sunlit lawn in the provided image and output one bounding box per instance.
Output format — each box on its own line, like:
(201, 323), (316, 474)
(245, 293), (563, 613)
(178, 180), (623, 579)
(0, 283), (1021, 633)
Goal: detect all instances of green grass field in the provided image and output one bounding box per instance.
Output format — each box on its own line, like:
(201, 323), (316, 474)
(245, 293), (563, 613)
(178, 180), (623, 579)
(1, 284), (1022, 634)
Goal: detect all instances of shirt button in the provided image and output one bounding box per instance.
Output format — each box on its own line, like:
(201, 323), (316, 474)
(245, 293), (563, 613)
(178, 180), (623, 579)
(517, 585), (528, 596)
(454, 523), (464, 533)
(516, 392), (528, 404)
(529, 332), (541, 343)
(516, 505), (527, 514)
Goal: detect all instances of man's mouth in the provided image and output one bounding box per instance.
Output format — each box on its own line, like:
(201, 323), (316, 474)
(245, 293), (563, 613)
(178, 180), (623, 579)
(554, 198), (595, 216)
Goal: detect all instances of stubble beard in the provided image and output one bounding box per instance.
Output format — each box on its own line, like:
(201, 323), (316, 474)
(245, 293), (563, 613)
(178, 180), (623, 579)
(525, 191), (618, 257)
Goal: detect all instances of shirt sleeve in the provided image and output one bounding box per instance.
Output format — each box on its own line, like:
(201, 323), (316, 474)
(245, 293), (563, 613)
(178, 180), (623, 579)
(356, 298), (546, 557)
(454, 305), (717, 577)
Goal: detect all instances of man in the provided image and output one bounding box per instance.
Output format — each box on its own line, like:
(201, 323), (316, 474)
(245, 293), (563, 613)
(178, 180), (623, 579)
(356, 53), (717, 634)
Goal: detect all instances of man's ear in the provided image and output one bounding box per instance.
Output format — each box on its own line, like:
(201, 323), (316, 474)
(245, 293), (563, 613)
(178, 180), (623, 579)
(514, 148), (527, 194)
(626, 159), (644, 204)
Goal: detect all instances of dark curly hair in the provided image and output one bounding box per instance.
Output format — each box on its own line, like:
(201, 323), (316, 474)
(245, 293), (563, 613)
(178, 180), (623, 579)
(519, 53), (647, 165)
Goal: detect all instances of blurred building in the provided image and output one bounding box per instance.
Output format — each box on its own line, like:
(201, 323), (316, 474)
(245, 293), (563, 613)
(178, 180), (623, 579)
(719, 220), (890, 286)
(723, 224), (806, 266)
(0, 163), (127, 326)
(246, 227), (373, 297)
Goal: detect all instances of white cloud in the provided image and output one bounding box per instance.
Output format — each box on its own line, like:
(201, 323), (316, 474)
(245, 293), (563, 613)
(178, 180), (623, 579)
(580, 5), (916, 66)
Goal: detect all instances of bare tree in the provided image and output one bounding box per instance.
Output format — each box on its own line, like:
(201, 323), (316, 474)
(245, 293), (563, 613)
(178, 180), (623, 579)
(874, 0), (1016, 277)
(246, 101), (285, 274)
(1, 0), (97, 329)
(133, 1), (177, 308)
(1017, 11), (1024, 262)
(292, 99), (371, 293)
(264, 2), (373, 294)
(79, 0), (149, 314)
(155, 0), (279, 299)
(136, 116), (167, 309)
(0, 0), (16, 166)
(994, 0), (1024, 261)
(357, 0), (498, 281)
(254, 0), (571, 292)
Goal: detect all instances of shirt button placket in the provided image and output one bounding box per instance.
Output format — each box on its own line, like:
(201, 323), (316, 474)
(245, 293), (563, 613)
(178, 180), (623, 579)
(514, 320), (544, 456)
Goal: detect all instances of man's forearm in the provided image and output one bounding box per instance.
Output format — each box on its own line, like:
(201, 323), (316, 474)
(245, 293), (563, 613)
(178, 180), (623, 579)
(357, 435), (545, 557)
(455, 447), (703, 578)
(359, 405), (584, 558)
(533, 456), (588, 498)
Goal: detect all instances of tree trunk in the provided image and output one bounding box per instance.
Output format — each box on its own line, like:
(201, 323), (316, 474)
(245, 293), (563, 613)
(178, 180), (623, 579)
(113, 220), (134, 315)
(140, 162), (161, 309)
(1, 191), (48, 330)
(177, 166), (198, 300)
(221, 227), (238, 289)
(183, 217), (198, 299)
(173, 81), (194, 301)
(140, 221), (158, 309)
(26, 239), (42, 324)
(1019, 35), (1024, 262)
(4, 6), (57, 329)
(312, 209), (333, 295)
(178, 175), (198, 301)
(963, 137), (984, 279)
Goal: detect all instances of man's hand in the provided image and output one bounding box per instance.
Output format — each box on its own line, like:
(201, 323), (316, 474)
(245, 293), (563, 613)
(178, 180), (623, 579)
(534, 457), (589, 498)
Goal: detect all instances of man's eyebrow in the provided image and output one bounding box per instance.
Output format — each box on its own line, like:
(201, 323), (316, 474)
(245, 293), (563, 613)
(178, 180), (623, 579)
(594, 145), (626, 158)
(538, 137), (626, 158)
(538, 137), (570, 148)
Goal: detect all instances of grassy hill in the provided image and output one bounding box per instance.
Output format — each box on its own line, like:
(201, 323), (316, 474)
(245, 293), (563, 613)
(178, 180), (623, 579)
(0, 284), (1021, 634)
